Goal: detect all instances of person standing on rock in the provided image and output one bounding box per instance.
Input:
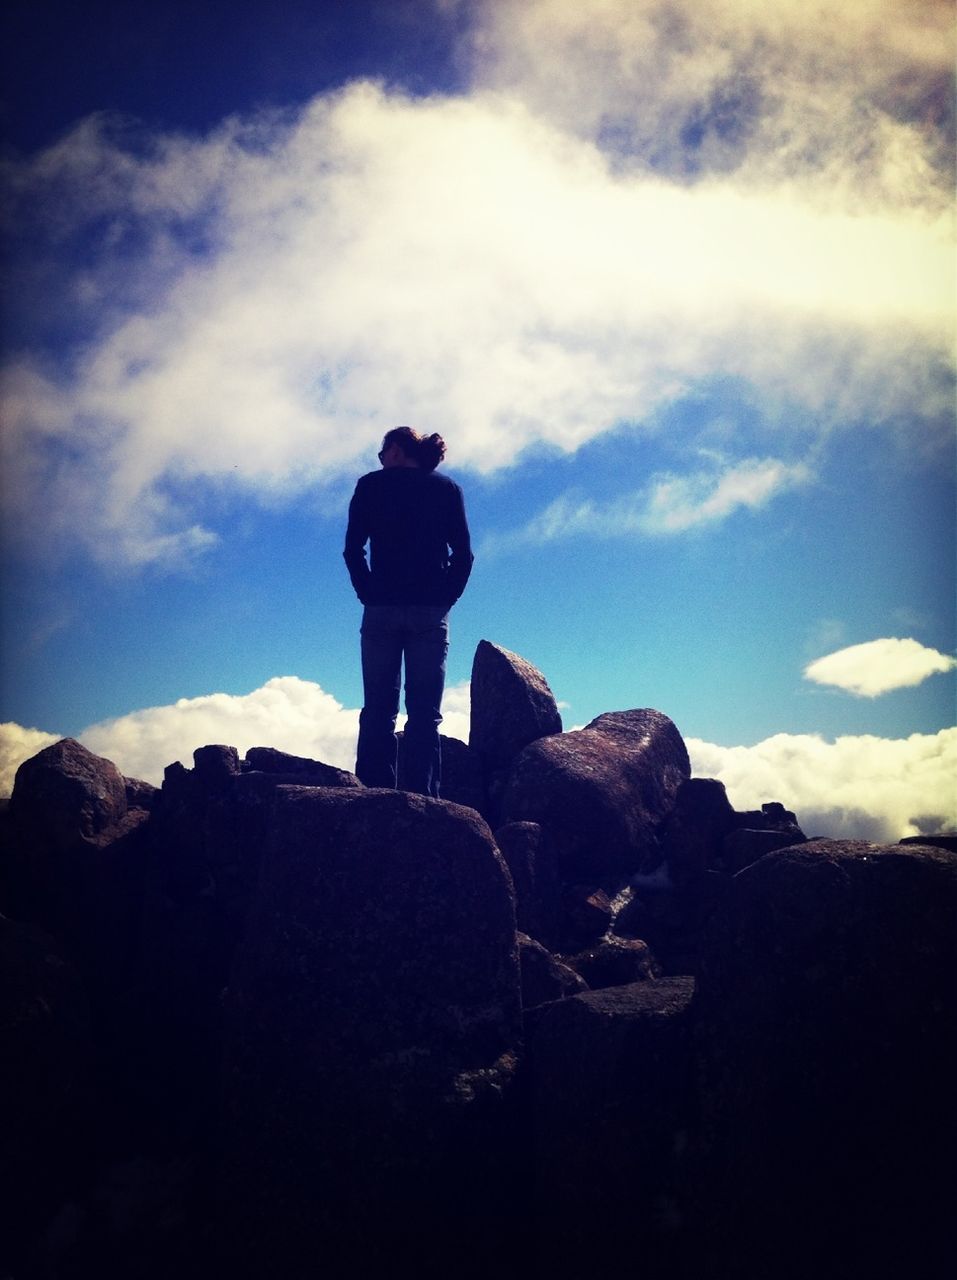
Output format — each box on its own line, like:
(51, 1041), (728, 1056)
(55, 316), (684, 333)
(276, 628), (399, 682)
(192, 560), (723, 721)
(344, 426), (474, 797)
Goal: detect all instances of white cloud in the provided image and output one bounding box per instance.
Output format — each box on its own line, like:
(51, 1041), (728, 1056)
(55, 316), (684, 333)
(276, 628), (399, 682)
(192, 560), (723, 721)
(804, 638), (957, 697)
(689, 727), (957, 843)
(2, 14), (952, 567)
(0, 677), (474, 793)
(463, 0), (954, 212)
(0, 722), (61, 796)
(642, 457), (810, 533)
(484, 455), (810, 551)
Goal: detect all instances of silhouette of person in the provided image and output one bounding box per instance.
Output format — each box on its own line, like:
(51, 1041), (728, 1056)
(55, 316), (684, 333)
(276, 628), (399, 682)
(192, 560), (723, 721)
(344, 426), (473, 797)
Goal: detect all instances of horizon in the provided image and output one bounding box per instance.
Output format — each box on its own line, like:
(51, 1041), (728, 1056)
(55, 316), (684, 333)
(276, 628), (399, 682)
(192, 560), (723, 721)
(1, 0), (954, 841)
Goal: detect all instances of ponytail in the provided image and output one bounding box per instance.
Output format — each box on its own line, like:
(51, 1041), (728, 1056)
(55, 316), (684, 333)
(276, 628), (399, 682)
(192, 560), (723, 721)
(417, 432), (446, 472)
(382, 425), (446, 471)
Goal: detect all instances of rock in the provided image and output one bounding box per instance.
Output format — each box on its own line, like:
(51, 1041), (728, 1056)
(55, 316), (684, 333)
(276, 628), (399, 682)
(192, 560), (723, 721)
(469, 640), (563, 769)
(560, 884), (614, 950)
(525, 978), (697, 1275)
(124, 777), (158, 812)
(243, 746), (357, 787)
(397, 732), (486, 813)
(502, 709), (690, 878)
(721, 826), (805, 874)
(656, 777), (737, 888)
(219, 786), (522, 1275)
(3, 741), (150, 998)
(563, 936), (659, 989)
(518, 932), (588, 1009)
(495, 821), (561, 947)
(693, 839), (957, 1278)
(192, 744), (241, 783)
(9, 739), (127, 853)
(0, 915), (92, 1270)
(614, 873), (731, 976)
(899, 832), (957, 853)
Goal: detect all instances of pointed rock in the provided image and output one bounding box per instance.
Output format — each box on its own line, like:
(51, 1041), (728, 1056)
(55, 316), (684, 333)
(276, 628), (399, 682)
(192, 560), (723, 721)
(468, 640), (562, 774)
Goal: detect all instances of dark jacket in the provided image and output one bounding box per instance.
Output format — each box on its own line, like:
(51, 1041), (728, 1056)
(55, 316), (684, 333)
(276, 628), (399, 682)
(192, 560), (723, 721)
(343, 468), (474, 608)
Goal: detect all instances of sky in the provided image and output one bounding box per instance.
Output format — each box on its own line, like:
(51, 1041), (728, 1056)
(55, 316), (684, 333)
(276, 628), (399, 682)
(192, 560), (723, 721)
(1, 0), (954, 841)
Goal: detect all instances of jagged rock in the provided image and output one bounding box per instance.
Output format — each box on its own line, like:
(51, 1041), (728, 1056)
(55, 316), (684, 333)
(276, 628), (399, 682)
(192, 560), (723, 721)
(502, 709), (690, 878)
(518, 932), (588, 1009)
(219, 786), (522, 1275)
(694, 839), (957, 1278)
(495, 820), (561, 946)
(397, 732), (486, 812)
(243, 746), (357, 787)
(563, 936), (659, 989)
(468, 641), (562, 812)
(656, 777), (737, 888)
(10, 739), (128, 853)
(526, 978), (697, 1275)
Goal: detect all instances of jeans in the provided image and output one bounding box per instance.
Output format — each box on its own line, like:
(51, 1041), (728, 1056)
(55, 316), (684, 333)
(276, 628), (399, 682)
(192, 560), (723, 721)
(356, 604), (449, 798)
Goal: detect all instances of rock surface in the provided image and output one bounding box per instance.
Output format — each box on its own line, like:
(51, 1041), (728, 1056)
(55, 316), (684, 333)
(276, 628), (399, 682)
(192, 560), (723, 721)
(9, 738), (129, 852)
(517, 932), (588, 1009)
(525, 978), (697, 1275)
(502, 709), (690, 878)
(219, 786), (522, 1275)
(2, 672), (953, 1280)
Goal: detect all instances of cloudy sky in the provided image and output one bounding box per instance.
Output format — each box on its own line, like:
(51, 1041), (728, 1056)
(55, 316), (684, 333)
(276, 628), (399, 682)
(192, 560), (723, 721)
(1, 0), (954, 840)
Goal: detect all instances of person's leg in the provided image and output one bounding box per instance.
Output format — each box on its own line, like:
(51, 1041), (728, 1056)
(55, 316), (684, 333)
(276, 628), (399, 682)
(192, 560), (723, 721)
(402, 605), (449, 798)
(356, 606), (404, 788)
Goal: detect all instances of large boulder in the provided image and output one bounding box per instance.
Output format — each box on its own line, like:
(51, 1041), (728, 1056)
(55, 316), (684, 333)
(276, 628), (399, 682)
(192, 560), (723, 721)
(3, 740), (150, 1006)
(219, 786), (522, 1276)
(525, 978), (697, 1276)
(502, 709), (690, 879)
(9, 738), (128, 854)
(468, 640), (562, 781)
(693, 839), (957, 1279)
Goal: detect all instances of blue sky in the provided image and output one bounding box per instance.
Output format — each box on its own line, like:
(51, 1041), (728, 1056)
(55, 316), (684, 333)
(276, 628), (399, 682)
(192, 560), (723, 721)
(1, 0), (954, 839)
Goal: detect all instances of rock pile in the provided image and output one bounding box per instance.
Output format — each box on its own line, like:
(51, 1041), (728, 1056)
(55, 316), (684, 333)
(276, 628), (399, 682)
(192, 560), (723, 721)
(1, 641), (953, 1280)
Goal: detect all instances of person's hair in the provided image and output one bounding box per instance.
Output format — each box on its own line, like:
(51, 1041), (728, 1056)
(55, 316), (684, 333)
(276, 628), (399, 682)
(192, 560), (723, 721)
(383, 425), (447, 472)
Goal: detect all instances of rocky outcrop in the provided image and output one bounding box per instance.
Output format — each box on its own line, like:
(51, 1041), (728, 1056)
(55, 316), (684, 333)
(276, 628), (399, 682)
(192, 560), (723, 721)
(2, 660), (953, 1280)
(219, 786), (521, 1276)
(502, 708), (690, 879)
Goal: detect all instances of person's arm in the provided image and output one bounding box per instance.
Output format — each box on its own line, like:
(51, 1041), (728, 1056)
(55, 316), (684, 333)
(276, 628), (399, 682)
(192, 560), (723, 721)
(343, 480), (374, 603)
(444, 483), (474, 605)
